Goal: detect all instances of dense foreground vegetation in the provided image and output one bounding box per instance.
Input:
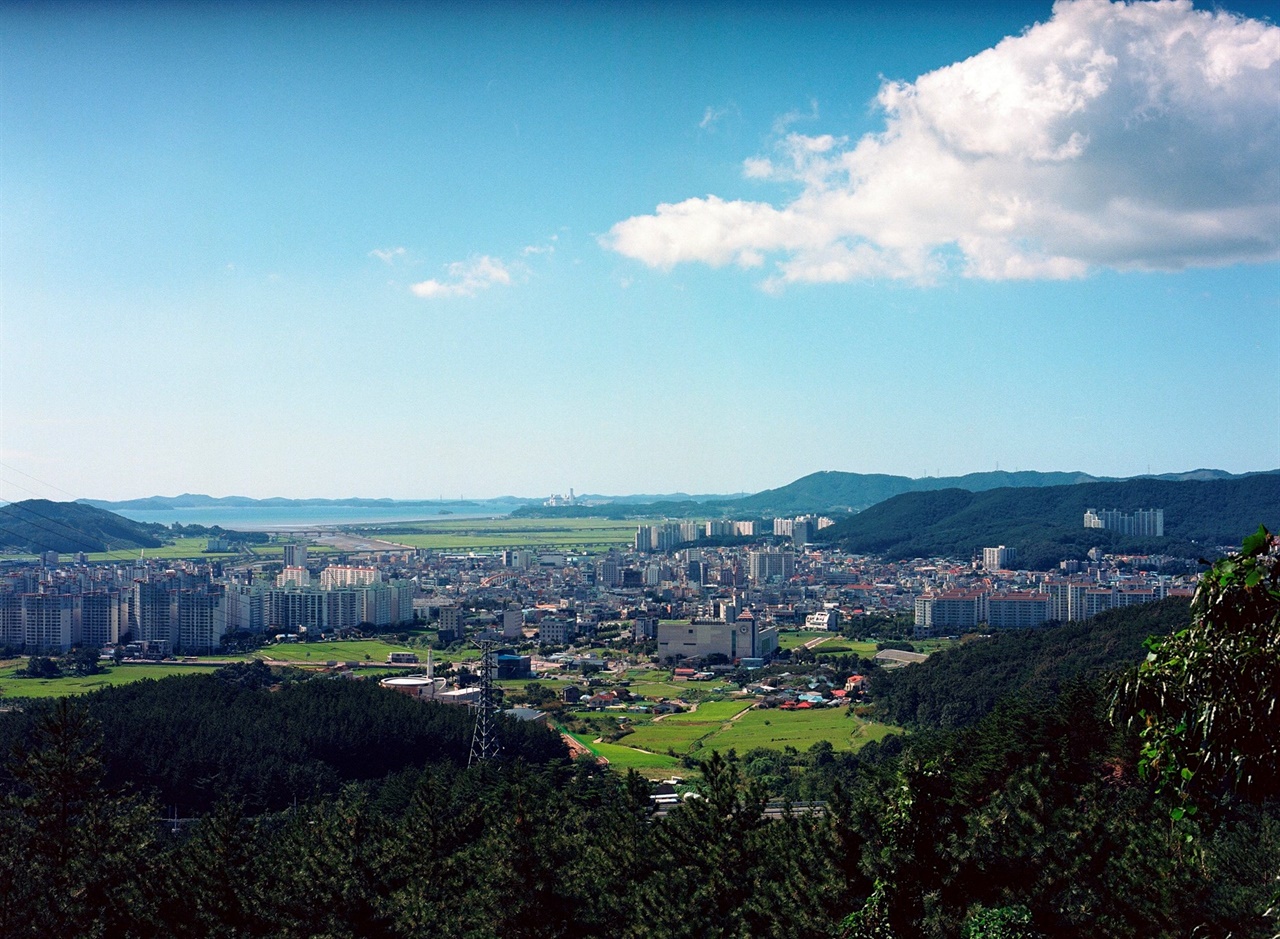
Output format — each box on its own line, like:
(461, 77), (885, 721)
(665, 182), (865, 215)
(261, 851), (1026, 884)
(0, 541), (1276, 937)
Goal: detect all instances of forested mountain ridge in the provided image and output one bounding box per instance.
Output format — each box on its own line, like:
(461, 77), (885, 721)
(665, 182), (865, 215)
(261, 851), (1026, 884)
(817, 473), (1280, 566)
(512, 467), (1275, 519)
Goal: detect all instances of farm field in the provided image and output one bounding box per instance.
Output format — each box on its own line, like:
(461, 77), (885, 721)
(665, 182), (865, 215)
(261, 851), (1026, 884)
(342, 517), (642, 553)
(705, 707), (899, 753)
(84, 537), (238, 563)
(563, 731), (681, 771)
(814, 641), (879, 657)
(659, 699), (754, 722)
(626, 681), (690, 700)
(82, 538), (341, 563)
(0, 662), (220, 699)
(245, 639), (451, 664)
(580, 697), (901, 768)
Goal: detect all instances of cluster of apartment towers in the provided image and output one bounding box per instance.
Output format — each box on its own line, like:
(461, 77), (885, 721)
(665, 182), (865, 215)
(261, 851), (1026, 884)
(0, 543), (414, 655)
(914, 507), (1167, 637)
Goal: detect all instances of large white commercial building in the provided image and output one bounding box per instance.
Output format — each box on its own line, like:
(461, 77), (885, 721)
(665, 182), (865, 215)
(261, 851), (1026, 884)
(656, 612), (778, 664)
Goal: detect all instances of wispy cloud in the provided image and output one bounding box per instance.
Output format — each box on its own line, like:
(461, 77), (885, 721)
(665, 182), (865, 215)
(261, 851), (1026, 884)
(370, 247), (407, 264)
(522, 235), (557, 256)
(410, 256), (512, 299)
(771, 98), (819, 136)
(606, 0), (1280, 288)
(701, 103), (742, 131)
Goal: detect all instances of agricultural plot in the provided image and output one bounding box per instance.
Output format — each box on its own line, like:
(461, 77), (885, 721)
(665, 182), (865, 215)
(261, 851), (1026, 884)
(659, 699), (753, 723)
(704, 707), (899, 754)
(0, 663), (219, 699)
(590, 740), (681, 769)
(84, 537), (236, 563)
(82, 539), (341, 563)
(814, 641), (879, 657)
(608, 699), (901, 766)
(623, 718), (722, 754)
(249, 639), (420, 663)
(344, 518), (642, 553)
(626, 681), (689, 700)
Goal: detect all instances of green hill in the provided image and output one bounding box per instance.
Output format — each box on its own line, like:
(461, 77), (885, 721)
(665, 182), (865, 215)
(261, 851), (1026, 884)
(817, 475), (1280, 565)
(870, 597), (1193, 730)
(0, 500), (166, 553)
(728, 469), (1105, 514)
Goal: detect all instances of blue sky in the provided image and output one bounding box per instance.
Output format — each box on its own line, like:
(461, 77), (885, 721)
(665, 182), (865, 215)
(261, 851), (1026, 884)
(2, 0), (1277, 501)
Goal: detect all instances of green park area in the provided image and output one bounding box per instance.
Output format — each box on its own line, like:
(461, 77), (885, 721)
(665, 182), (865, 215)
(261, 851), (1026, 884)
(0, 662), (220, 699)
(343, 517), (641, 553)
(78, 516), (644, 563)
(228, 637), (482, 667)
(83, 538), (342, 563)
(813, 640), (879, 657)
(83, 537), (239, 563)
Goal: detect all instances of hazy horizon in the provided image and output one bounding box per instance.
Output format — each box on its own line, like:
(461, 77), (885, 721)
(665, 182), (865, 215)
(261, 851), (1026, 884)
(3, 0), (1277, 503)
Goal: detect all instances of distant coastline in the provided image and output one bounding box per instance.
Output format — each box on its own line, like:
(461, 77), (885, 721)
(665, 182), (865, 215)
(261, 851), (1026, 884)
(100, 502), (517, 531)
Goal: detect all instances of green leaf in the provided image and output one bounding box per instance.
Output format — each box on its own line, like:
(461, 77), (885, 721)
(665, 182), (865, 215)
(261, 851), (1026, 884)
(1241, 525), (1270, 557)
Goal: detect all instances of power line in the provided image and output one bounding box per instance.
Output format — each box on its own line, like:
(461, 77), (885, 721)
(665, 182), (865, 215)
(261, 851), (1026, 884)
(468, 639), (500, 766)
(0, 463), (174, 565)
(0, 461), (83, 501)
(0, 500), (147, 564)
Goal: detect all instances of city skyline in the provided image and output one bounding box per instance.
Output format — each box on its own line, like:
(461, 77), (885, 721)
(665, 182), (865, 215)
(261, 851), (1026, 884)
(3, 0), (1277, 502)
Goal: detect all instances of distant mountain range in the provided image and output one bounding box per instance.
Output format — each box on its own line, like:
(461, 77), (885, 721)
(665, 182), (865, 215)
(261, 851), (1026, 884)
(815, 474), (1280, 567)
(81, 469), (1271, 519)
(81, 491), (742, 512)
(512, 468), (1275, 518)
(5, 468), (1277, 558)
(80, 494), (534, 511)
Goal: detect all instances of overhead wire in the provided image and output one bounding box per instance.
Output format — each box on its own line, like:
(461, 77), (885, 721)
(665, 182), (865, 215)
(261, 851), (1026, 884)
(0, 466), (161, 564)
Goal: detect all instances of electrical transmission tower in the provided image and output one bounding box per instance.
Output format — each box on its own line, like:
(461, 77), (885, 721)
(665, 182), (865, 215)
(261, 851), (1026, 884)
(468, 639), (500, 766)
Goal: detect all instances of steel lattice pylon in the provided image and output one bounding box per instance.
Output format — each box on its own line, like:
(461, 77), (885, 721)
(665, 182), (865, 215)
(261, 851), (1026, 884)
(468, 640), (500, 765)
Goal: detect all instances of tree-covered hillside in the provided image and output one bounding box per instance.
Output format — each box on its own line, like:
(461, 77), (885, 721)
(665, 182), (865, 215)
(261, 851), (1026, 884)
(512, 468), (1274, 521)
(818, 474), (1280, 565)
(0, 664), (564, 815)
(0, 499), (166, 553)
(870, 598), (1192, 730)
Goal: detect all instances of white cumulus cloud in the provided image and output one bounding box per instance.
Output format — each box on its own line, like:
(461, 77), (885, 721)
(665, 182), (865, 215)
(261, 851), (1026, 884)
(369, 246), (406, 264)
(410, 256), (512, 299)
(605, 0), (1280, 287)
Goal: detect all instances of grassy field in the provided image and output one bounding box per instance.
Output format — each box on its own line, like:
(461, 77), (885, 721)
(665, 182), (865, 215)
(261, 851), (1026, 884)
(584, 694), (903, 766)
(703, 707), (899, 753)
(776, 631), (824, 650)
(83, 537), (238, 563)
(562, 731), (682, 770)
(342, 517), (641, 553)
(82, 538), (343, 563)
(814, 641), (879, 657)
(627, 681), (689, 700)
(659, 699), (754, 723)
(0, 662), (220, 698)
(245, 639), (435, 664)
